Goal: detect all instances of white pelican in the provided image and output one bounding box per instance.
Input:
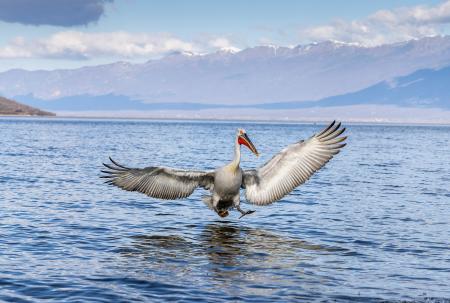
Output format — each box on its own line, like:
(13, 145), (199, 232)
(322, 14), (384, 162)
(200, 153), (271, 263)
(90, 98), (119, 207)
(102, 121), (346, 218)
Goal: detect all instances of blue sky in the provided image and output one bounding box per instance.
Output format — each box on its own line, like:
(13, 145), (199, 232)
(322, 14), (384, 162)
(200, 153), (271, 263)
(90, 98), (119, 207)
(0, 0), (448, 71)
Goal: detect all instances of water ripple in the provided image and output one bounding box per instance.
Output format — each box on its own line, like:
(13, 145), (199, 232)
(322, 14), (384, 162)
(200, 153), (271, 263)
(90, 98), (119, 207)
(0, 118), (449, 302)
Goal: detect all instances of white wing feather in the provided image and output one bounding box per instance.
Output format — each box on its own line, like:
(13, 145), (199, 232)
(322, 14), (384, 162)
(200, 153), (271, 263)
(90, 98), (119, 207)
(102, 158), (214, 200)
(242, 121), (346, 205)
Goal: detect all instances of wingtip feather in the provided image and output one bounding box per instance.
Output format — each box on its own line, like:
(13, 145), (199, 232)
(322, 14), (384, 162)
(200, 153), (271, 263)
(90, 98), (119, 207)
(316, 120), (336, 137)
(109, 157), (130, 169)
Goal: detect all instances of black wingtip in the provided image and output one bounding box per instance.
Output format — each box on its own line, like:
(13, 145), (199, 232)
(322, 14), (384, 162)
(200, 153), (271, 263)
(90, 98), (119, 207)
(100, 175), (115, 179)
(109, 157), (129, 169)
(316, 120), (336, 137)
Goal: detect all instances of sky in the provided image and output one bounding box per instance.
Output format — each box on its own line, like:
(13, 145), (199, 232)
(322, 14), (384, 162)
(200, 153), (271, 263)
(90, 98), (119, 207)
(0, 0), (449, 71)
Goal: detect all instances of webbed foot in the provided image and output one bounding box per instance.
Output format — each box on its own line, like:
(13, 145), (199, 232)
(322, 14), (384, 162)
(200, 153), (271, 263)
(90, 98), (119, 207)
(214, 206), (229, 218)
(236, 205), (255, 219)
(218, 210), (229, 218)
(238, 210), (255, 219)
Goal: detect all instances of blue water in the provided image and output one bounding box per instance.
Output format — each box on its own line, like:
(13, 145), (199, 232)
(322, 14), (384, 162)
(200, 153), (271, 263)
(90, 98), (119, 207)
(0, 117), (449, 302)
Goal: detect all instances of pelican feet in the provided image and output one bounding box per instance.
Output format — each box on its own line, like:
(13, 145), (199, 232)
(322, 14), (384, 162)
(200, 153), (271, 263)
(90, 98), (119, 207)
(217, 210), (229, 218)
(236, 205), (255, 219)
(213, 206), (230, 218)
(238, 210), (255, 219)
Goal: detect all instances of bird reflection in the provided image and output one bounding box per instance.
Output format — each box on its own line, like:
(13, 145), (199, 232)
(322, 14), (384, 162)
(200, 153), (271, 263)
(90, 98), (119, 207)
(121, 223), (344, 285)
(200, 223), (246, 267)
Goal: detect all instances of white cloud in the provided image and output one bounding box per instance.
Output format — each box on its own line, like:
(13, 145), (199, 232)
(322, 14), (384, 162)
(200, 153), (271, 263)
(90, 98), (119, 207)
(208, 37), (241, 52)
(2, 1), (450, 61)
(299, 0), (450, 46)
(0, 31), (236, 60)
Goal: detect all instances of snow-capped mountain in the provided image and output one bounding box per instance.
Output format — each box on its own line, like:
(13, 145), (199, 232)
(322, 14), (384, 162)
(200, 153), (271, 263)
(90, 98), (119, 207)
(1, 36), (450, 108)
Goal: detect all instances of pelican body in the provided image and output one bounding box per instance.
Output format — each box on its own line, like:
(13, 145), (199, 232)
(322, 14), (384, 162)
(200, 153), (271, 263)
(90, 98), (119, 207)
(102, 121), (347, 218)
(202, 129), (258, 217)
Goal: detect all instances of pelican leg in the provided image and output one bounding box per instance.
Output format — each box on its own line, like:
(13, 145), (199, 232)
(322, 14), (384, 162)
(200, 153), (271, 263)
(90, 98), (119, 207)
(235, 205), (255, 219)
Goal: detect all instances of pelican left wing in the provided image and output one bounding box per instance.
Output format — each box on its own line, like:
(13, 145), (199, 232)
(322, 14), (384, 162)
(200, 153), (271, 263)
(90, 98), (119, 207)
(101, 157), (215, 200)
(242, 121), (347, 206)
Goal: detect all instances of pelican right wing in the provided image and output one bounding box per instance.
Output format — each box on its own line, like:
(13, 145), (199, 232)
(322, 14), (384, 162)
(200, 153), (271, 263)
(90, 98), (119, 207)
(101, 158), (215, 200)
(242, 121), (346, 206)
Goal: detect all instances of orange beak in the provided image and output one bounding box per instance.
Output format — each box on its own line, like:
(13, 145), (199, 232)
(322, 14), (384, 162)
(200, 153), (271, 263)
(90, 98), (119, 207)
(238, 133), (259, 156)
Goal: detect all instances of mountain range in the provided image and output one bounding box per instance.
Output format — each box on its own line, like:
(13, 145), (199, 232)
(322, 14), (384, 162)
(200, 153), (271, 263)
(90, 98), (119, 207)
(1, 36), (450, 122)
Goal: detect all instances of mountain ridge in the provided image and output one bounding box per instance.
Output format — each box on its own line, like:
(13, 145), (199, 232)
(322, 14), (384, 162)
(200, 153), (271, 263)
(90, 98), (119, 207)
(2, 36), (450, 106)
(14, 64), (450, 112)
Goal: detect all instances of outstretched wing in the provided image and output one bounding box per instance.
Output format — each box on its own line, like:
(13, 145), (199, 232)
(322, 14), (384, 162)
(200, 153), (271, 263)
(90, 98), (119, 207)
(101, 157), (215, 200)
(242, 121), (347, 205)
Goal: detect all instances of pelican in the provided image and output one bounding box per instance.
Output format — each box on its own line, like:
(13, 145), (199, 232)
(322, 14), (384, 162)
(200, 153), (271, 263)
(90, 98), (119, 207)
(101, 121), (346, 218)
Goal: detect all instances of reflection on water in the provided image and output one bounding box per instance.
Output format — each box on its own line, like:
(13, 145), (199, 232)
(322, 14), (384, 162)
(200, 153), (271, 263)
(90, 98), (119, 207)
(125, 223), (348, 290)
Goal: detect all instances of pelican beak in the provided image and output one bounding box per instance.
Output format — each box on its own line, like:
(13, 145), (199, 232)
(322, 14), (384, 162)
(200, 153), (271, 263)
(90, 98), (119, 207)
(238, 133), (259, 157)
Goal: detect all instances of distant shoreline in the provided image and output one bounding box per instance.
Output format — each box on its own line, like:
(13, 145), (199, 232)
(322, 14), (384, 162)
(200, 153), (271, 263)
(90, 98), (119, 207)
(2, 114), (450, 126)
(0, 114), (55, 117)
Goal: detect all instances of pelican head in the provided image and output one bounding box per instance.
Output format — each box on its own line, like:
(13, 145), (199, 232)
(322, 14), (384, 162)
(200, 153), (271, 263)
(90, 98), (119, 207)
(237, 128), (259, 156)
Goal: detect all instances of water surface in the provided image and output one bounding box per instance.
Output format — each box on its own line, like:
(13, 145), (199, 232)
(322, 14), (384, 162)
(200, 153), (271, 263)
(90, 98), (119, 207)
(0, 118), (449, 302)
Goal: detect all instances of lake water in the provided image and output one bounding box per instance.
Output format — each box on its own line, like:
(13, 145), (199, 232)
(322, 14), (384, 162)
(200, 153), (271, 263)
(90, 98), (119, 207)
(0, 117), (449, 302)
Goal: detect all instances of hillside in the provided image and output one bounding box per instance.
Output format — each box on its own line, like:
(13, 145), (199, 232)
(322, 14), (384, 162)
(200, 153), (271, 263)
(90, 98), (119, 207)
(313, 66), (450, 109)
(257, 65), (450, 110)
(0, 96), (55, 116)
